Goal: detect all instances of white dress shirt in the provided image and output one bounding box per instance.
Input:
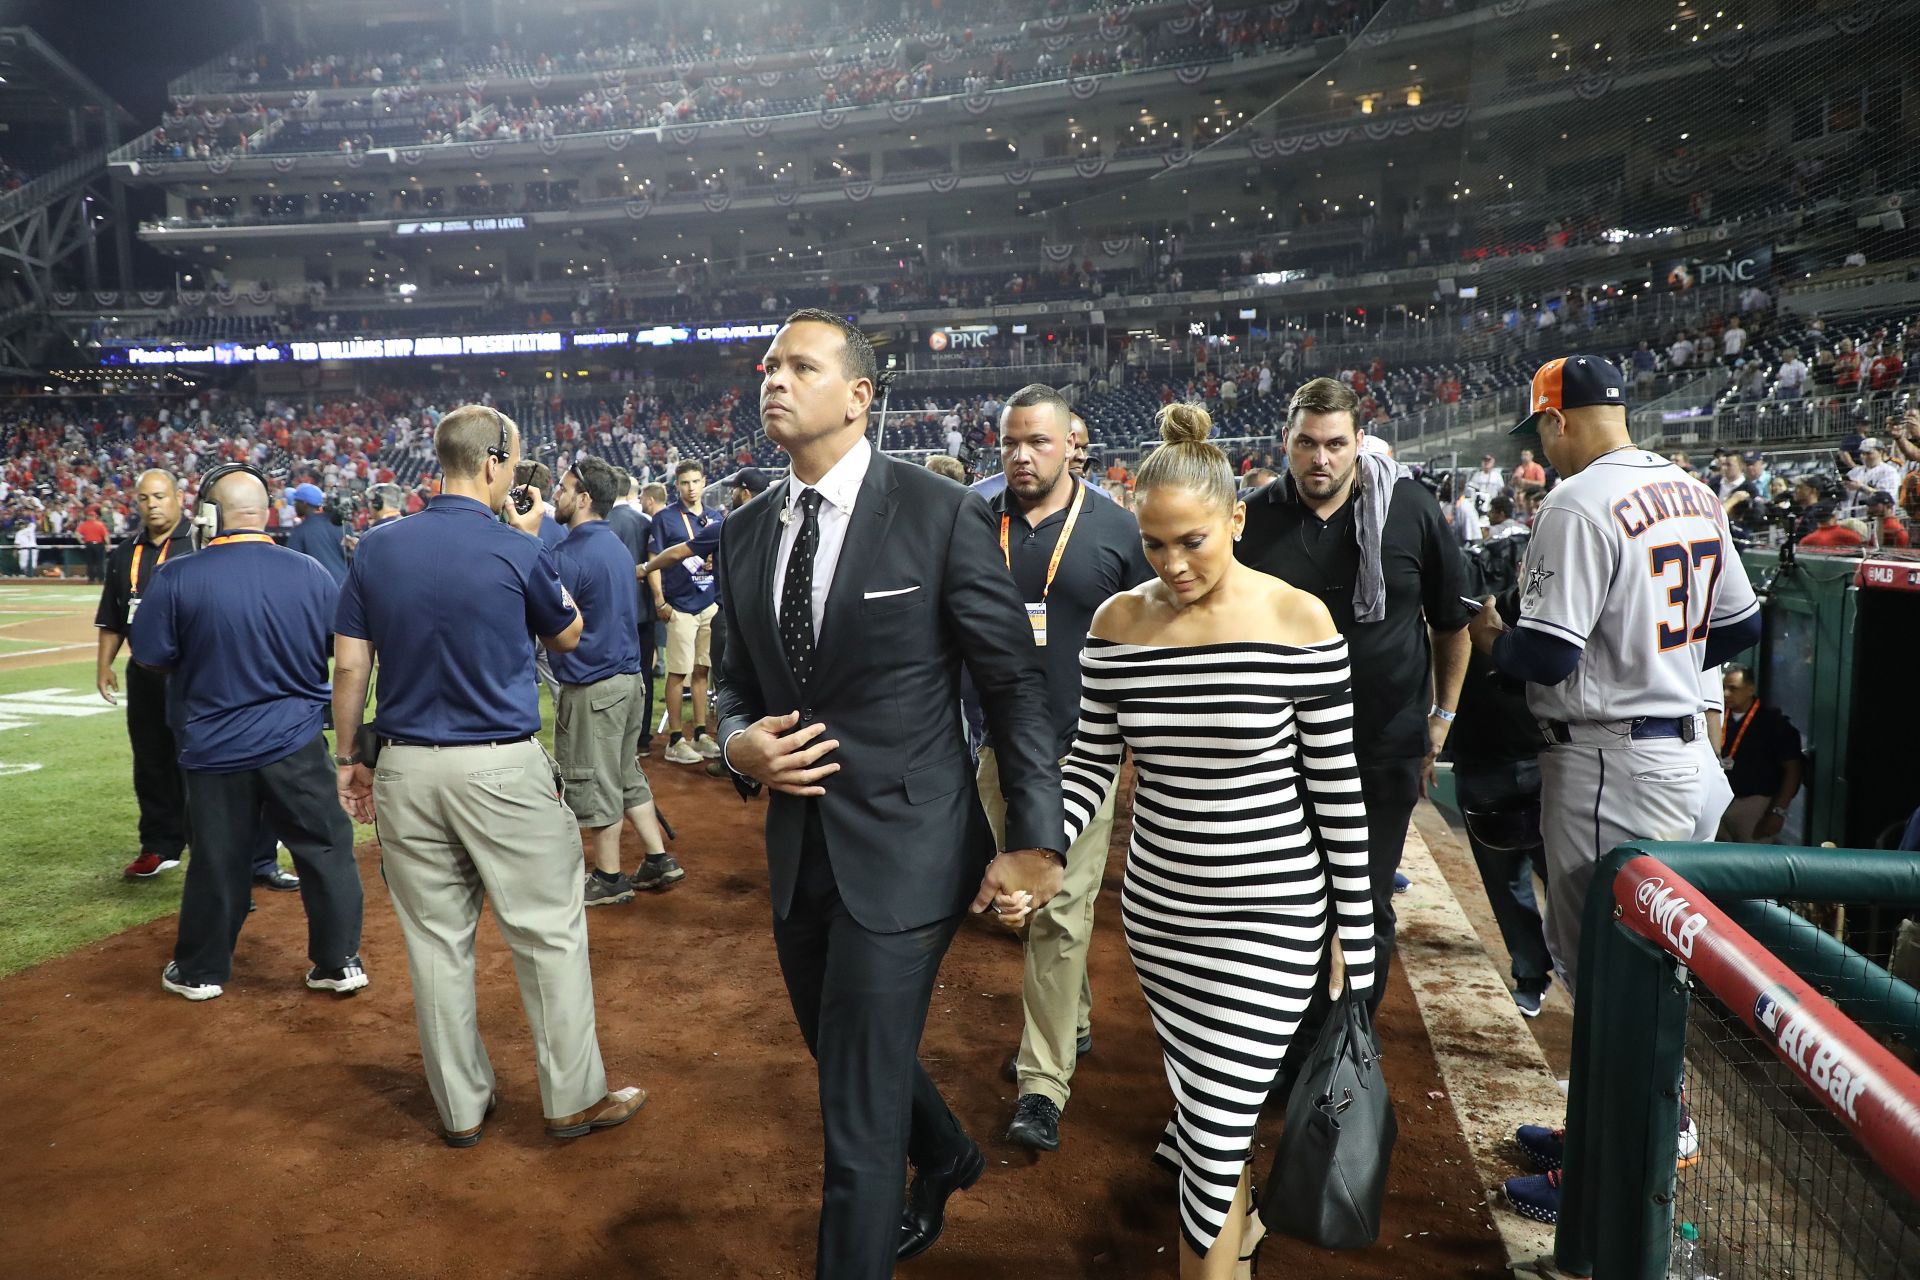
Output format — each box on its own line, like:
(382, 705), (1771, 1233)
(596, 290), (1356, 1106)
(773, 434), (872, 639)
(724, 436), (874, 776)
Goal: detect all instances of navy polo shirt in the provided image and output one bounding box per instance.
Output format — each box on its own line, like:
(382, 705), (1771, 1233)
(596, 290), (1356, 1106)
(129, 534), (337, 773)
(335, 495), (578, 744)
(538, 512), (565, 553)
(647, 500), (723, 612)
(550, 520), (643, 685)
(288, 513), (349, 585)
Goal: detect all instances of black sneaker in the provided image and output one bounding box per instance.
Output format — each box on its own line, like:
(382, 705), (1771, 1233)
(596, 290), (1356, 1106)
(1006, 1094), (1062, 1151)
(584, 872), (635, 907)
(631, 853), (685, 892)
(161, 961), (222, 1002)
(306, 955), (369, 994)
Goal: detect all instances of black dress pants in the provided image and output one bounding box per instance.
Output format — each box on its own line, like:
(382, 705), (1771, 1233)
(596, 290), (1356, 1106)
(1356, 754), (1422, 1020)
(1455, 760), (1553, 993)
(637, 620), (657, 749)
(173, 736), (363, 985)
(127, 663), (190, 859)
(127, 663), (280, 873)
(771, 805), (969, 1280)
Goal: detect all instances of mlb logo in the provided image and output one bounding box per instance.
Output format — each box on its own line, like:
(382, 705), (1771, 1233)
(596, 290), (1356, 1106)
(1605, 387), (1621, 399)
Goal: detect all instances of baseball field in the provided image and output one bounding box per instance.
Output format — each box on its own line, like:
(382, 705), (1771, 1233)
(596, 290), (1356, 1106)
(0, 581), (1547, 1278)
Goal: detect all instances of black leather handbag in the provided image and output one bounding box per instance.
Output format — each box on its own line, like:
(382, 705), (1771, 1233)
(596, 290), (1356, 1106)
(1261, 986), (1397, 1249)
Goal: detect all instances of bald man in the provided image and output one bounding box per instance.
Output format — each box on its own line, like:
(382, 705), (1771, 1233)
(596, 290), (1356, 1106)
(131, 468), (366, 1001)
(97, 471), (291, 888)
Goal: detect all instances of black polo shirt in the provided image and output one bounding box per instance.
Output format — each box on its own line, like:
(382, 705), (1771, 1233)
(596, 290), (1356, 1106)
(1236, 475), (1475, 763)
(988, 483), (1154, 759)
(96, 525), (197, 635)
(1722, 703), (1803, 800)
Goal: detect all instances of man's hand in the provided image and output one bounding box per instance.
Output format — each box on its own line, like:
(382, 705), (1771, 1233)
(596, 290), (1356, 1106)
(725, 710), (840, 796)
(96, 667), (119, 705)
(337, 763), (376, 825)
(1422, 714), (1450, 792)
(971, 849), (1065, 926)
(1467, 594), (1506, 657)
(1755, 810), (1786, 840)
(655, 599), (673, 622)
(506, 488), (544, 536)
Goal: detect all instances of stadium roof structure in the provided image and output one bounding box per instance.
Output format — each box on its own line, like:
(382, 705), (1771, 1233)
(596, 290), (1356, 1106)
(0, 27), (139, 374)
(0, 27), (138, 133)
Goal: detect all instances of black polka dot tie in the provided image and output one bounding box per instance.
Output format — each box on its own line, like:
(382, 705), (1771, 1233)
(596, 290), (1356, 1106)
(782, 489), (824, 688)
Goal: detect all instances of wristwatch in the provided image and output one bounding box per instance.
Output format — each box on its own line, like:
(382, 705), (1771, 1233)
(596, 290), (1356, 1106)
(1768, 806), (1790, 818)
(333, 752), (362, 767)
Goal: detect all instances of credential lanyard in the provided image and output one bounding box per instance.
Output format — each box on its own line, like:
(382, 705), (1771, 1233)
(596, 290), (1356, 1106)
(999, 483), (1085, 603)
(205, 534), (276, 548)
(130, 538), (173, 593)
(1722, 702), (1759, 763)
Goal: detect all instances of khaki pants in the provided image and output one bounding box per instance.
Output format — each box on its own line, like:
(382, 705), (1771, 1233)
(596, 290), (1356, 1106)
(976, 745), (1118, 1110)
(374, 739), (609, 1131)
(1718, 793), (1780, 844)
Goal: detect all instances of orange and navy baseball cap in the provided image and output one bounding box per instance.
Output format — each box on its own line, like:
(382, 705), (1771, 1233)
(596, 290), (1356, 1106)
(1511, 355), (1627, 435)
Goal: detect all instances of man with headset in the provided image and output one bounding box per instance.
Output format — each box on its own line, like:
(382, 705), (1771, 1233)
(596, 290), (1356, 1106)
(130, 464), (367, 1001)
(332, 405), (646, 1148)
(96, 468), (294, 892)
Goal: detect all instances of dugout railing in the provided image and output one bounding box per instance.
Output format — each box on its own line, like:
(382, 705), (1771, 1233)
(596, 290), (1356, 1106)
(1557, 842), (1920, 1279)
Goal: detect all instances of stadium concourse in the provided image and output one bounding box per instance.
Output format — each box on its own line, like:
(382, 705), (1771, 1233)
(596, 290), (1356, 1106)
(3, 0), (1920, 1277)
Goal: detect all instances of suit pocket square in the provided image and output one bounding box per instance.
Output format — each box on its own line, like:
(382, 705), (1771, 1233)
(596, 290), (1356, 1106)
(863, 586), (921, 600)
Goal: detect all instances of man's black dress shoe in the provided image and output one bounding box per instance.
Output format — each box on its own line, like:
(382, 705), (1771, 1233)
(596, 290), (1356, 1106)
(1005, 1094), (1062, 1151)
(897, 1140), (985, 1261)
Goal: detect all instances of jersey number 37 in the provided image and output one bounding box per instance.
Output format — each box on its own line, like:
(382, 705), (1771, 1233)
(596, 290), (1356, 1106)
(1648, 537), (1725, 651)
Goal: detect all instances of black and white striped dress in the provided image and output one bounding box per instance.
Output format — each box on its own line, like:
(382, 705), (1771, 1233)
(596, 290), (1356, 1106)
(1061, 638), (1375, 1255)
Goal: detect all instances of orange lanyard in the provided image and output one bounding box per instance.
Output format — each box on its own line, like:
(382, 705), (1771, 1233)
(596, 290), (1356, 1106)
(999, 483), (1085, 603)
(205, 534), (275, 548)
(1723, 703), (1759, 762)
(130, 538), (172, 592)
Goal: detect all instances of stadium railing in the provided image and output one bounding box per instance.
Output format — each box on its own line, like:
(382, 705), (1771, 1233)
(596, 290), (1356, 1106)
(1559, 842), (1920, 1279)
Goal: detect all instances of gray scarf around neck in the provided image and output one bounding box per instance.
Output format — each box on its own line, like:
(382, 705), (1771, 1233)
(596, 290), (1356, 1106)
(1275, 448), (1409, 624)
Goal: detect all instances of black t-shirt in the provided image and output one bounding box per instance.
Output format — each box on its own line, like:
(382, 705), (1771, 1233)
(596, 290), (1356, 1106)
(988, 483), (1154, 759)
(95, 527), (197, 635)
(1237, 475), (1475, 762)
(1722, 703), (1803, 800)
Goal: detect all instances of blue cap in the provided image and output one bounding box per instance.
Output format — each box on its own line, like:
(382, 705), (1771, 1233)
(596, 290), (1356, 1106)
(292, 483), (326, 505)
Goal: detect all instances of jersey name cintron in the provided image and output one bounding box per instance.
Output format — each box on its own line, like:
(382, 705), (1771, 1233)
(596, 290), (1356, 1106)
(1611, 479), (1723, 538)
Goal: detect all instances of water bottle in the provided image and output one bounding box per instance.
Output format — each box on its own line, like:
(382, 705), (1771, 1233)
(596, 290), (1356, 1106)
(1668, 1221), (1718, 1279)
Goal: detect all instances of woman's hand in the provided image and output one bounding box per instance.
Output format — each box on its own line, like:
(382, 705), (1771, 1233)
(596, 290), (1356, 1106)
(1328, 931), (1347, 999)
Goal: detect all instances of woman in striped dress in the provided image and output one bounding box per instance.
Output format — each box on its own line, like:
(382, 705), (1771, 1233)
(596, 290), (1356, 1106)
(996, 403), (1373, 1277)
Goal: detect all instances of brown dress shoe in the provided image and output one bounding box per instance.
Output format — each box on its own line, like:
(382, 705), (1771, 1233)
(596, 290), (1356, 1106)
(444, 1094), (498, 1149)
(546, 1085), (648, 1138)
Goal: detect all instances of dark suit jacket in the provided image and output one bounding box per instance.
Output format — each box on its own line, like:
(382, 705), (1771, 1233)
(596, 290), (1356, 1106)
(716, 447), (1064, 934)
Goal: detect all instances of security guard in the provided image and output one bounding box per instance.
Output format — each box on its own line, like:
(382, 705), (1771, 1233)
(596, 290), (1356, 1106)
(332, 404), (646, 1148)
(130, 465), (365, 1002)
(96, 468), (292, 890)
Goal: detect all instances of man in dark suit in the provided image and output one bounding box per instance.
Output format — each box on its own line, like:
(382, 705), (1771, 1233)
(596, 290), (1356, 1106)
(718, 309), (1066, 1278)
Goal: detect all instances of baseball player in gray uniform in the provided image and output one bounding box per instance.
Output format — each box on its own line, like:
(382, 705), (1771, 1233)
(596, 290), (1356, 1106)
(1468, 354), (1761, 1225)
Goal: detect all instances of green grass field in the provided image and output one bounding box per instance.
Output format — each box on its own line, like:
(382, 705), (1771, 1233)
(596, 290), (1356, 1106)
(0, 635), (672, 979)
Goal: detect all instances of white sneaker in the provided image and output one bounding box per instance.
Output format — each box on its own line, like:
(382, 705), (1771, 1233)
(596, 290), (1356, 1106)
(694, 734), (722, 760)
(161, 962), (223, 1001)
(664, 739), (702, 765)
(1676, 1116), (1701, 1169)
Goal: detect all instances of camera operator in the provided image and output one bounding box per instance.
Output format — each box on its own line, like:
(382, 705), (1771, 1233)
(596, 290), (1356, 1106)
(1451, 535), (1554, 1016)
(288, 482), (349, 585)
(515, 459), (566, 701)
(130, 466), (365, 1002)
(332, 405), (645, 1148)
